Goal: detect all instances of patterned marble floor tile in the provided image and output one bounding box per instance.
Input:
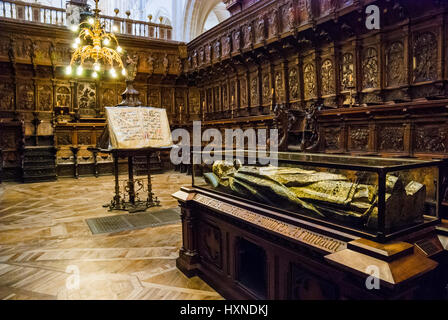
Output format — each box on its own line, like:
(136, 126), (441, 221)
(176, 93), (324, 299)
(0, 172), (223, 300)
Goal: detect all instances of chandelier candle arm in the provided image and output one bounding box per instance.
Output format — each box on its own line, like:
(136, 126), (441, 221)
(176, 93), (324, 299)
(66, 0), (125, 79)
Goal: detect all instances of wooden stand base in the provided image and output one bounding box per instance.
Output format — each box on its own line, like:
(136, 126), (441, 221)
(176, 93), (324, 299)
(173, 187), (447, 300)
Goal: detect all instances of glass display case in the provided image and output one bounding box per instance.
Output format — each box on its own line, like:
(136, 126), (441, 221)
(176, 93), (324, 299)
(192, 151), (447, 242)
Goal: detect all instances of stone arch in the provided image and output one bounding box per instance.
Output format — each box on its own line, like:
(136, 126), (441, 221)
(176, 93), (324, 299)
(183, 0), (229, 42)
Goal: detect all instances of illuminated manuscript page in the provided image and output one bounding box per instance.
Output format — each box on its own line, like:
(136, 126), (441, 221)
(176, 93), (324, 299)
(106, 107), (173, 149)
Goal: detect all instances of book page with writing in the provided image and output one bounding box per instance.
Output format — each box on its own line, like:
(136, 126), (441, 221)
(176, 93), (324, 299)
(106, 107), (173, 149)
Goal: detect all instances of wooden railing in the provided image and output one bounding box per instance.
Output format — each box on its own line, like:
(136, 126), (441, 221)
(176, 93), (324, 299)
(0, 0), (172, 40)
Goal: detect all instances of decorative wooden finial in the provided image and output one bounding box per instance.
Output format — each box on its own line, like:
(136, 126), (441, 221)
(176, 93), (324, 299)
(125, 10), (131, 19)
(114, 8), (119, 16)
(148, 14), (153, 22)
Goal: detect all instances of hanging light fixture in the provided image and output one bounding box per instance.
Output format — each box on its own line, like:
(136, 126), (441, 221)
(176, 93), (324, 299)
(66, 0), (126, 79)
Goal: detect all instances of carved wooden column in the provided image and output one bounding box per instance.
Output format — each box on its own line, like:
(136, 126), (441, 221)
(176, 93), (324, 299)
(176, 192), (200, 277)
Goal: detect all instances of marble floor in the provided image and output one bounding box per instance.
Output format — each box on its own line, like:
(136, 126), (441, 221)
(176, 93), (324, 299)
(0, 172), (222, 300)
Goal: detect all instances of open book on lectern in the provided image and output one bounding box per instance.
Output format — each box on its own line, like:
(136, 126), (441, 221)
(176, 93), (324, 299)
(105, 107), (173, 150)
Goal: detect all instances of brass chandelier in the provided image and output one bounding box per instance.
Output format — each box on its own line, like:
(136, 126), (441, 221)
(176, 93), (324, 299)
(66, 0), (126, 79)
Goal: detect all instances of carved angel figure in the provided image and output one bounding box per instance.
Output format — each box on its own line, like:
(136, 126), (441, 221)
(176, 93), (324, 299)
(125, 53), (139, 81)
(147, 54), (155, 74)
(162, 54), (170, 74)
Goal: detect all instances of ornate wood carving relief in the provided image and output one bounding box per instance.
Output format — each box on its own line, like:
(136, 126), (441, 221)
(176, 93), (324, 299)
(341, 53), (354, 91)
(415, 126), (448, 153)
(102, 88), (116, 107)
(77, 82), (96, 116)
(162, 88), (173, 111)
(222, 35), (231, 57)
(189, 87), (201, 114)
(262, 73), (270, 104)
(243, 24), (253, 48)
(362, 47), (379, 89)
(304, 63), (316, 100)
(289, 68), (299, 100)
(214, 87), (221, 111)
(148, 87), (160, 107)
(205, 43), (211, 63)
(223, 84), (229, 110)
(17, 83), (34, 110)
(0, 82), (15, 111)
(250, 76), (258, 106)
(57, 132), (72, 145)
(240, 78), (247, 106)
(213, 40), (221, 60)
(78, 132), (92, 145)
(38, 85), (53, 111)
(56, 87), (71, 108)
(349, 126), (369, 151)
(268, 10), (279, 38)
(386, 41), (405, 87)
(232, 29), (241, 52)
(413, 32), (438, 83)
(275, 71), (284, 101)
(321, 59), (335, 96)
(255, 16), (265, 43)
(379, 126), (404, 151)
(324, 127), (341, 150)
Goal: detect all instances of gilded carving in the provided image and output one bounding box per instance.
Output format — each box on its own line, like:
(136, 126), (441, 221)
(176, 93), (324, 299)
(57, 132), (72, 146)
(148, 87), (160, 107)
(304, 63), (316, 100)
(161, 88), (173, 111)
(162, 53), (169, 75)
(189, 88), (200, 113)
(38, 85), (53, 111)
(0, 83), (15, 111)
(413, 32), (438, 83)
(56, 87), (70, 108)
(14, 38), (32, 60)
(124, 53), (139, 81)
(214, 87), (220, 111)
(362, 47), (379, 89)
(223, 84), (228, 110)
(77, 82), (96, 116)
(240, 79), (247, 106)
(321, 59), (335, 96)
(275, 71), (284, 101)
(262, 73), (270, 104)
(289, 68), (299, 100)
(386, 41), (405, 87)
(102, 88), (116, 107)
(78, 132), (92, 145)
(147, 53), (155, 74)
(341, 53), (354, 91)
(250, 77), (258, 105)
(379, 126), (404, 151)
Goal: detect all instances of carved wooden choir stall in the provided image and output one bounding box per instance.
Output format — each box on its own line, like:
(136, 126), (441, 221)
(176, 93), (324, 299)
(173, 0), (448, 300)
